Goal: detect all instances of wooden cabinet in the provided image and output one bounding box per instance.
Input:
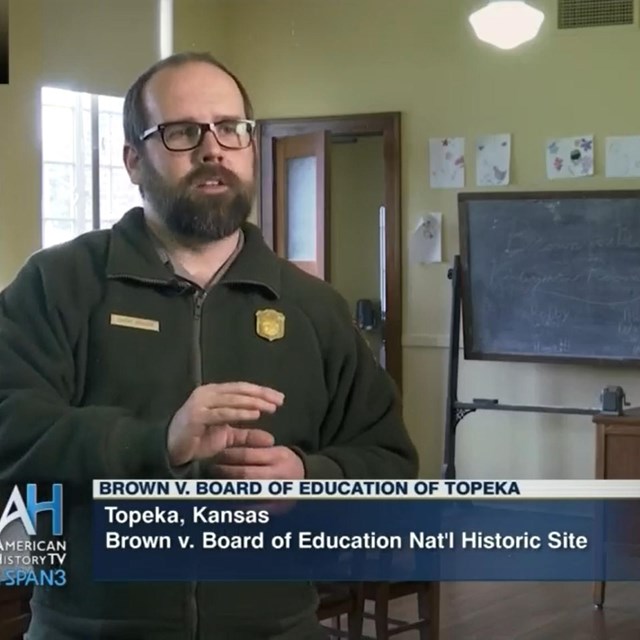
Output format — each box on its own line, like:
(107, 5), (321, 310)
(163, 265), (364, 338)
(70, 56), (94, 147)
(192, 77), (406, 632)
(593, 409), (640, 607)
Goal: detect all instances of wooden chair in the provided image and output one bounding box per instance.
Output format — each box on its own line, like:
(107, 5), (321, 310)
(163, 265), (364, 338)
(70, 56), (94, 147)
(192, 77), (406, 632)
(362, 581), (440, 640)
(0, 586), (32, 640)
(316, 582), (365, 639)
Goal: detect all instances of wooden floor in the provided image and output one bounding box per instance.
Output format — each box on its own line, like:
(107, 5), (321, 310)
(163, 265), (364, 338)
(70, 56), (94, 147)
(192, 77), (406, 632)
(356, 582), (640, 639)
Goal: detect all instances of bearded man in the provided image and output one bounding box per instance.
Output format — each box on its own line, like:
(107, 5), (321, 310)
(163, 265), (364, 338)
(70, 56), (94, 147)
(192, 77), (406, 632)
(0, 51), (418, 640)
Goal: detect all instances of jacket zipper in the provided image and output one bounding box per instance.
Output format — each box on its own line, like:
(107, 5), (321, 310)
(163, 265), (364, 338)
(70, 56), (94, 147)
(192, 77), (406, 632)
(110, 273), (203, 637)
(112, 274), (205, 638)
(190, 288), (207, 640)
(193, 290), (206, 387)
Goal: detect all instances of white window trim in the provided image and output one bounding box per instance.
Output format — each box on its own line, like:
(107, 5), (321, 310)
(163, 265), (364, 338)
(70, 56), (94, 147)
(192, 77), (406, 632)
(41, 87), (141, 249)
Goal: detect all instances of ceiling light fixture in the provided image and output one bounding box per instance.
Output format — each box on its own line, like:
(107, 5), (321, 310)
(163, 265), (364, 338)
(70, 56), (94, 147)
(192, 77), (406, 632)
(469, 1), (545, 50)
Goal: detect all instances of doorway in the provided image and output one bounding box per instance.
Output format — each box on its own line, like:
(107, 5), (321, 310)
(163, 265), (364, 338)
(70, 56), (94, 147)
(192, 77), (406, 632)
(256, 113), (402, 392)
(330, 133), (385, 367)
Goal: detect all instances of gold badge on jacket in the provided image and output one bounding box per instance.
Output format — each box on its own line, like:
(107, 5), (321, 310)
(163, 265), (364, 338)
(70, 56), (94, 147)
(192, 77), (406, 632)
(256, 309), (285, 341)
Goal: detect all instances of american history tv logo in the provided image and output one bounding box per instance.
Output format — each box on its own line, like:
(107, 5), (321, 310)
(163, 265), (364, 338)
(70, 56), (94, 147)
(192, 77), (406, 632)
(0, 484), (67, 588)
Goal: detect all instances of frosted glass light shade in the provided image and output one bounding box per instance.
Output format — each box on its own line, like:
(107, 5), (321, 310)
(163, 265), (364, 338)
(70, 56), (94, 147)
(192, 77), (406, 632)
(469, 1), (545, 50)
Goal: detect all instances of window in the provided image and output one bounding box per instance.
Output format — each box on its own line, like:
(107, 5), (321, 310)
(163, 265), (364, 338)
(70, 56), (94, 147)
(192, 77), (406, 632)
(40, 87), (142, 248)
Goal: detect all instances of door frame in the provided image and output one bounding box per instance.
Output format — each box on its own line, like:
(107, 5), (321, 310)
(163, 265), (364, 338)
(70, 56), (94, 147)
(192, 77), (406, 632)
(256, 112), (403, 392)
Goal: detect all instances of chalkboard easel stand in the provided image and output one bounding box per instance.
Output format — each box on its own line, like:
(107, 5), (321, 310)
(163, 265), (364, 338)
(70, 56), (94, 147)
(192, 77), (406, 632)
(442, 254), (599, 480)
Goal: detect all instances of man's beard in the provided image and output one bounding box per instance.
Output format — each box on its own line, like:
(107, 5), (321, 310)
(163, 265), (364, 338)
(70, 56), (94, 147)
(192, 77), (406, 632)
(139, 158), (255, 242)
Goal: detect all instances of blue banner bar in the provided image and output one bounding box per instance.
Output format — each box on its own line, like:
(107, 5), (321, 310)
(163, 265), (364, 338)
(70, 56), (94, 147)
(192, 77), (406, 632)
(91, 499), (640, 581)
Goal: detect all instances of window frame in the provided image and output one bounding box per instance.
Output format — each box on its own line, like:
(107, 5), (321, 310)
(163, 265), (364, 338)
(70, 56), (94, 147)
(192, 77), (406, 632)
(40, 86), (141, 249)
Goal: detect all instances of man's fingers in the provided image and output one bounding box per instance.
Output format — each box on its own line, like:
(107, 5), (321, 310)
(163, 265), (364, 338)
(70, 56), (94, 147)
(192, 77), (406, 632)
(206, 408), (261, 424)
(200, 382), (285, 406)
(214, 464), (274, 480)
(213, 393), (281, 414)
(226, 428), (275, 449)
(214, 446), (276, 466)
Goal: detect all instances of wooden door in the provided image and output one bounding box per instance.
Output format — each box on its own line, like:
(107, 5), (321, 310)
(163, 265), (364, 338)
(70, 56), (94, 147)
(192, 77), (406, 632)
(273, 131), (330, 280)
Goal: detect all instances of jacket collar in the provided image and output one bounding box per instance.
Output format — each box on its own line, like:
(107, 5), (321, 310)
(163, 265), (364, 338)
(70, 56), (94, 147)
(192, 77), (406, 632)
(106, 207), (281, 298)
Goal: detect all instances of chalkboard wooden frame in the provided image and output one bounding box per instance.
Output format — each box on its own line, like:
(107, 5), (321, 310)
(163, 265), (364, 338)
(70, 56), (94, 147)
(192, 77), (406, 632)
(458, 189), (640, 366)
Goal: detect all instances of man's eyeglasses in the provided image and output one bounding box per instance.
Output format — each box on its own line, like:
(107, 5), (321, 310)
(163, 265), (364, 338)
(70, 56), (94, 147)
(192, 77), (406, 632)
(139, 119), (256, 151)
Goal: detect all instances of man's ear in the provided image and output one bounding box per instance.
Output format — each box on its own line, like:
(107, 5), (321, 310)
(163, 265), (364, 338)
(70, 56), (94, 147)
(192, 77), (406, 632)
(123, 143), (143, 186)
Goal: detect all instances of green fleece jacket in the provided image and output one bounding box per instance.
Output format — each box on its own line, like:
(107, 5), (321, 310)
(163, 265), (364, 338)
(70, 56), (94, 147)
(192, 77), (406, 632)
(0, 207), (418, 639)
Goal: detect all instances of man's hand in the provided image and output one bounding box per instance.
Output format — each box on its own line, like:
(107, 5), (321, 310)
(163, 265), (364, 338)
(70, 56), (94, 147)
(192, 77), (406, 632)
(167, 382), (284, 467)
(211, 446), (305, 480)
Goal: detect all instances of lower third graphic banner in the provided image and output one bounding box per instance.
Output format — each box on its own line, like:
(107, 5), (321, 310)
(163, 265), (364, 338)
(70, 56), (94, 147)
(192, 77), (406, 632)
(90, 481), (640, 582)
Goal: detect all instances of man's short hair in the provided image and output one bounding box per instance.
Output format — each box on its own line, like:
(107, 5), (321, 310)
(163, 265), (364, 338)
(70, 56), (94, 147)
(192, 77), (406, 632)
(123, 51), (255, 150)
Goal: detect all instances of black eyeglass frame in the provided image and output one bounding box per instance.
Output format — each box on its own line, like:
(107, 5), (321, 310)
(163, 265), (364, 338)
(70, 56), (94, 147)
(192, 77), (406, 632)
(138, 119), (256, 151)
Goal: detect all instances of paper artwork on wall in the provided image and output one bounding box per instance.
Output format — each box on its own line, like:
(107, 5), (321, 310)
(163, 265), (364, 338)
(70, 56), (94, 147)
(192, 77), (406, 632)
(429, 137), (465, 188)
(476, 134), (511, 186)
(409, 213), (443, 265)
(605, 136), (640, 178)
(545, 135), (594, 179)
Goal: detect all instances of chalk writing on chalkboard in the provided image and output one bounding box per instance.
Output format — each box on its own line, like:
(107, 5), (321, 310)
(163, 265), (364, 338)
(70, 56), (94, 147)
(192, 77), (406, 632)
(458, 191), (640, 364)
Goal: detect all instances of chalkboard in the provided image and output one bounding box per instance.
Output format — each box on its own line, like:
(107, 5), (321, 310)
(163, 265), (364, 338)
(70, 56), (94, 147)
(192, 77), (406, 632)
(459, 191), (640, 365)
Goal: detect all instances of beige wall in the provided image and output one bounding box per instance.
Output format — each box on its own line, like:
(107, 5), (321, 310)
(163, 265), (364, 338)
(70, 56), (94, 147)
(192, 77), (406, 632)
(173, 0), (229, 58)
(40, 0), (159, 96)
(214, 0), (640, 478)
